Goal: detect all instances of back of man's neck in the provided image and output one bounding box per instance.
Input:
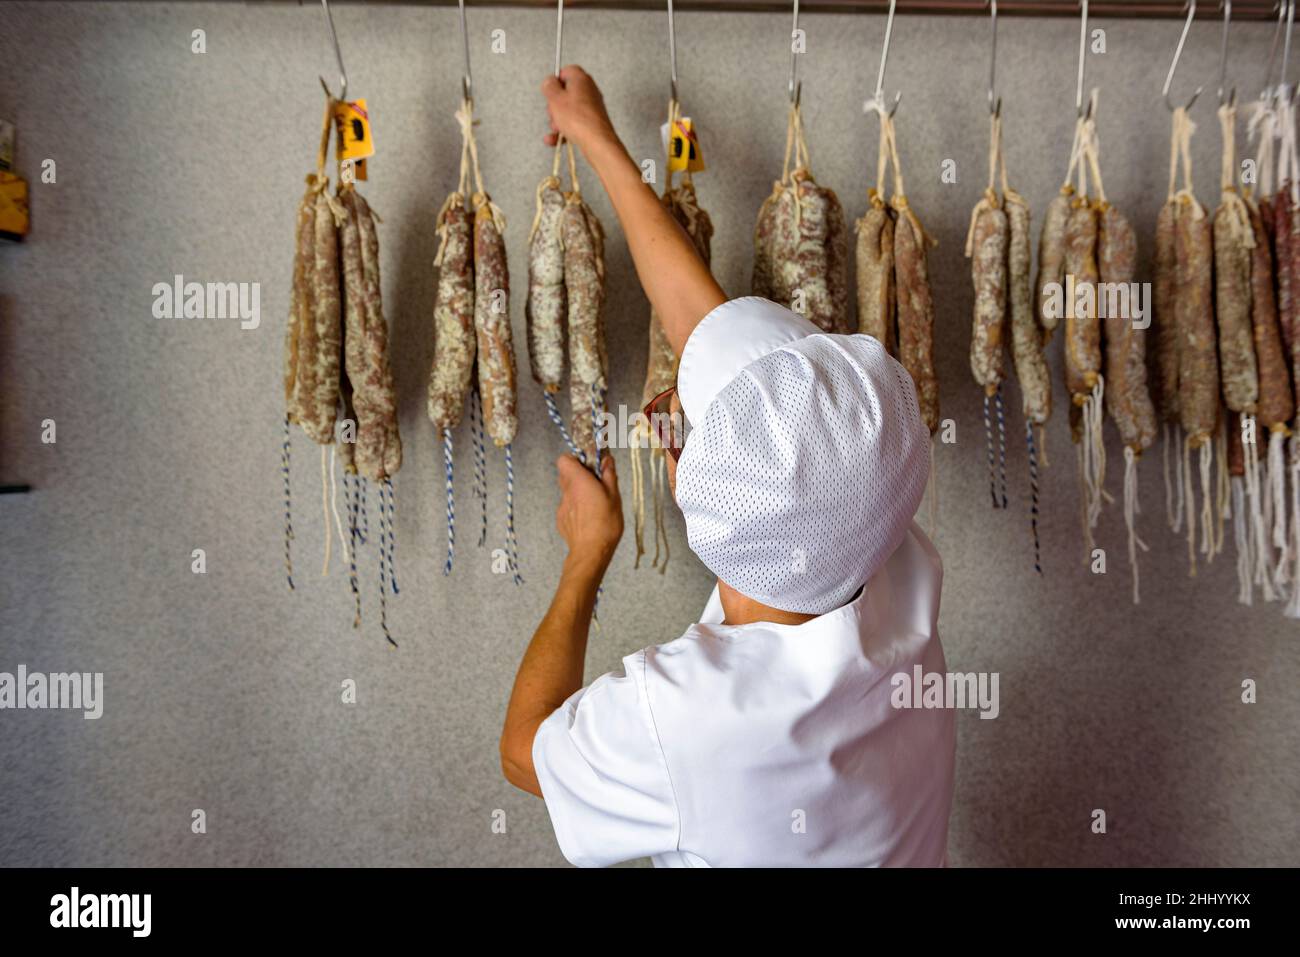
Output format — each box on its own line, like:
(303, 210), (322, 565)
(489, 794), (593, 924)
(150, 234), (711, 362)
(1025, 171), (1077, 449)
(718, 580), (818, 627)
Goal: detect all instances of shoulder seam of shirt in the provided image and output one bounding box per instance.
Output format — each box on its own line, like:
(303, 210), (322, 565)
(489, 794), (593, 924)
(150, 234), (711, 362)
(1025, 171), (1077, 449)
(636, 648), (684, 855)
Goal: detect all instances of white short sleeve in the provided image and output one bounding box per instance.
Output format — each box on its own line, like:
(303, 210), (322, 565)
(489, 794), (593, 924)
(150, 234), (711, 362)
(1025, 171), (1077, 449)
(531, 651), (679, 867)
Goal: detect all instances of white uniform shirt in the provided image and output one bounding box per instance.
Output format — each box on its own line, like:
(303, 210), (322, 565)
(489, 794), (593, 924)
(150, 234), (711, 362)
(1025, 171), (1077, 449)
(532, 522), (955, 867)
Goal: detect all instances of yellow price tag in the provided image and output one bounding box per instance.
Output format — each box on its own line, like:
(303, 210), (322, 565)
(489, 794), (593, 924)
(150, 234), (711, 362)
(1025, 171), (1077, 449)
(661, 117), (704, 174)
(334, 99), (375, 164)
(0, 171), (30, 240)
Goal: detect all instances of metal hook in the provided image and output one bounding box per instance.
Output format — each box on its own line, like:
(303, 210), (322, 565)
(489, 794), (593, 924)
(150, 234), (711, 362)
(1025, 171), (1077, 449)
(1076, 1), (1088, 116)
(788, 0), (801, 105)
(554, 0), (565, 78)
(458, 0), (473, 105)
(870, 0), (902, 118)
(319, 0), (347, 102)
(1162, 1), (1203, 112)
(1218, 1), (1234, 106)
(1261, 1), (1286, 99)
(668, 0), (679, 103)
(988, 1), (1000, 117)
(1282, 0), (1296, 100)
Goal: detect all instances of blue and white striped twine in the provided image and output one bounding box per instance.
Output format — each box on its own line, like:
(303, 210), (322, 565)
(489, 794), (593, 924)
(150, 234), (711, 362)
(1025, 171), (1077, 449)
(282, 415), (295, 591)
(983, 394), (997, 508)
(590, 383), (605, 475)
(376, 479), (396, 648)
(544, 391), (586, 464)
(472, 389), (488, 546)
(995, 386), (1008, 509)
(443, 427), (455, 575)
(1026, 421), (1042, 575)
(358, 479), (369, 545)
(384, 478), (399, 595)
(505, 443), (523, 586)
(343, 472), (361, 627)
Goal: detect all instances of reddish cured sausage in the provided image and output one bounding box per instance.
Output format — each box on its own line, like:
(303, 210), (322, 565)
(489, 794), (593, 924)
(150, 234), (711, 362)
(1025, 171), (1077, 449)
(1174, 198), (1220, 445)
(472, 193), (517, 447)
(1099, 204), (1156, 451)
(855, 200), (896, 355)
(968, 197), (1009, 395)
(1006, 192), (1051, 424)
(1062, 200), (1101, 401)
(1246, 200), (1294, 429)
(427, 195), (476, 430)
(894, 201), (939, 433)
(1153, 199), (1181, 422)
(1035, 188), (1073, 336)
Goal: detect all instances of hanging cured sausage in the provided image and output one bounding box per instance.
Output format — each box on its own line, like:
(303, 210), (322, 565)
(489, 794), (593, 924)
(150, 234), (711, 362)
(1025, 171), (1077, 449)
(284, 88), (401, 645)
(429, 97), (522, 585)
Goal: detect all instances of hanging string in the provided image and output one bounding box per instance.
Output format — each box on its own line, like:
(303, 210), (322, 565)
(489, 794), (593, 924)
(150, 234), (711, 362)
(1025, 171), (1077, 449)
(328, 446), (350, 566)
(358, 476), (369, 545)
(590, 383), (605, 476)
(1122, 446), (1151, 604)
(1173, 423), (1186, 533)
(545, 392), (585, 464)
(1082, 379), (1107, 533)
(630, 424), (647, 569)
(1213, 422), (1229, 559)
(1247, 424), (1276, 601)
(472, 387), (488, 547)
(384, 478), (399, 595)
(1163, 421), (1176, 529)
(1286, 437), (1300, 617)
(442, 427), (455, 575)
(1076, 440), (1094, 561)
(1025, 422), (1042, 574)
(1278, 436), (1298, 594)
(320, 445), (332, 576)
(1233, 475), (1252, 605)
(343, 472), (361, 628)
(1199, 442), (1214, 560)
(1183, 436), (1197, 576)
(282, 415), (295, 591)
(652, 446), (670, 573)
(983, 395), (995, 507)
(504, 443), (523, 586)
(1269, 427), (1289, 589)
(995, 386), (1008, 509)
(376, 481), (395, 648)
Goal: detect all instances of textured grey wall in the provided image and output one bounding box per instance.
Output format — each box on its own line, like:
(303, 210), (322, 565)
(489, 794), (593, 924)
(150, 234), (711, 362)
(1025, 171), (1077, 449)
(0, 2), (1296, 867)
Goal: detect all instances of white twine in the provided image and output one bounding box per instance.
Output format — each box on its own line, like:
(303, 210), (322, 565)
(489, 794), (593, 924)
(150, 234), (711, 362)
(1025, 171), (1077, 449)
(329, 445), (350, 566)
(1122, 447), (1149, 604)
(1232, 476), (1252, 605)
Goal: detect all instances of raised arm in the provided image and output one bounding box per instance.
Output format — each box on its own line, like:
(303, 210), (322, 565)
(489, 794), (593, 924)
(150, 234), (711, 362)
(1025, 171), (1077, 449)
(542, 66), (725, 357)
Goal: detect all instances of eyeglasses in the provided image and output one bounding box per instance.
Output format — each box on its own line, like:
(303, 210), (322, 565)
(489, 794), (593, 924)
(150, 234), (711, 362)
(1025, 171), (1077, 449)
(642, 386), (690, 463)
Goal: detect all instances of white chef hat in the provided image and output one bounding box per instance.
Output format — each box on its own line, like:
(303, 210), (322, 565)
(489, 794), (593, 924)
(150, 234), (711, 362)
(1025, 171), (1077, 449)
(675, 297), (930, 615)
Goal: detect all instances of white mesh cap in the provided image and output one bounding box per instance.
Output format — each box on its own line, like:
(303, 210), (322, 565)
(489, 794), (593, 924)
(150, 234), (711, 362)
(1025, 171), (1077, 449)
(676, 301), (930, 615)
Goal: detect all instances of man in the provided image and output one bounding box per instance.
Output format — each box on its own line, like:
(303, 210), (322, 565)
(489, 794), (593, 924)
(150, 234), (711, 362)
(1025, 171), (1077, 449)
(500, 67), (954, 868)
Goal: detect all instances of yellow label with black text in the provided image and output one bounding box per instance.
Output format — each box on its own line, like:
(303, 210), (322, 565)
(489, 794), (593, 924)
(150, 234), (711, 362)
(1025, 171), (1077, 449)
(0, 171), (30, 238)
(334, 99), (375, 163)
(662, 117), (704, 174)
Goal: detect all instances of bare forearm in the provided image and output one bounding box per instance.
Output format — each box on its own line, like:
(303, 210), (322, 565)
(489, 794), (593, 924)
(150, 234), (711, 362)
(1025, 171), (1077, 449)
(583, 135), (726, 356)
(500, 556), (606, 796)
